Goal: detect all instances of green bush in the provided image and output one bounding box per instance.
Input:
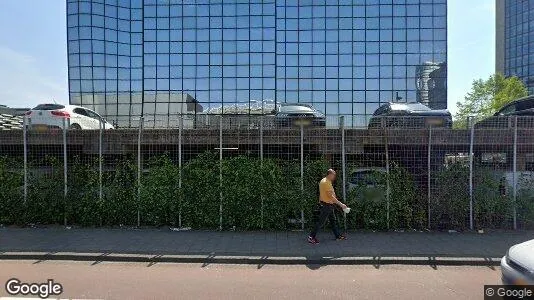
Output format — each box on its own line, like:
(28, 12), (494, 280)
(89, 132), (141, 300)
(140, 154), (181, 226)
(431, 163), (470, 230)
(346, 164), (423, 231)
(473, 168), (513, 229)
(221, 156), (263, 229)
(260, 158), (295, 230)
(25, 156), (65, 225)
(181, 152), (220, 228)
(102, 158), (138, 226)
(432, 164), (514, 230)
(66, 157), (101, 226)
(514, 174), (534, 229)
(2, 152), (531, 230)
(389, 164), (426, 229)
(0, 156), (24, 224)
(346, 169), (387, 230)
(181, 154), (327, 230)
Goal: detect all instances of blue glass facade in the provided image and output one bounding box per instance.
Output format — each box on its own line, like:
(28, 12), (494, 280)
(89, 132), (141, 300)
(502, 0), (534, 94)
(67, 0), (447, 127)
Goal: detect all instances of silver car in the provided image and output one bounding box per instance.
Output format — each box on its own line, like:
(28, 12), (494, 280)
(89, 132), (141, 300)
(274, 104), (326, 127)
(501, 239), (534, 285)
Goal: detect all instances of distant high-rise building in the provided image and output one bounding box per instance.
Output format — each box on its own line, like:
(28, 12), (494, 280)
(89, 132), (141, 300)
(496, 0), (534, 94)
(67, 0), (448, 127)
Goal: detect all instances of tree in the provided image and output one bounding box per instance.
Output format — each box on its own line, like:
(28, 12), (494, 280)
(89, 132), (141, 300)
(454, 73), (528, 128)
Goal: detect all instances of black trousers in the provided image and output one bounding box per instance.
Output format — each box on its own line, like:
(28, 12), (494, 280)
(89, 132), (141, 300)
(309, 202), (341, 238)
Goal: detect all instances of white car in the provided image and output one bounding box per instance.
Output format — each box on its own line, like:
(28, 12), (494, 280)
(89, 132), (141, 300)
(501, 239), (534, 285)
(26, 104), (114, 130)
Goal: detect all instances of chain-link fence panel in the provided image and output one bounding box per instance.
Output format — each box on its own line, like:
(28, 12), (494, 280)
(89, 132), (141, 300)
(472, 116), (515, 230)
(1, 114), (534, 231)
(514, 116), (534, 229)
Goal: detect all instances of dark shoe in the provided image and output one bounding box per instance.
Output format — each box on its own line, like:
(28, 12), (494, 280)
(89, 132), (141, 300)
(307, 236), (320, 244)
(336, 235), (347, 241)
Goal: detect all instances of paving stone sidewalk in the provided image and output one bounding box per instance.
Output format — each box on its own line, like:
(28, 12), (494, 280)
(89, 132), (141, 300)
(1, 228), (532, 260)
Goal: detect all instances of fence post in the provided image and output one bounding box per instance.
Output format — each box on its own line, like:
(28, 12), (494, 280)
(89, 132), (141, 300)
(468, 116), (474, 230)
(219, 115), (223, 231)
(99, 117), (103, 204)
(300, 123), (304, 230)
(340, 116), (347, 231)
(260, 115), (264, 229)
(385, 129), (390, 230)
(62, 118), (68, 227)
(178, 114), (183, 228)
(512, 116), (518, 230)
(137, 117), (143, 227)
(23, 116), (28, 204)
(427, 125), (432, 230)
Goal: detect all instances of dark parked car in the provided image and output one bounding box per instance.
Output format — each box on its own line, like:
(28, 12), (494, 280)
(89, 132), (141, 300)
(475, 95), (534, 128)
(274, 104), (326, 127)
(368, 102), (452, 129)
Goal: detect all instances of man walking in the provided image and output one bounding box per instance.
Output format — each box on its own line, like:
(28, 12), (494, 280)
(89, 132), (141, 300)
(308, 169), (347, 244)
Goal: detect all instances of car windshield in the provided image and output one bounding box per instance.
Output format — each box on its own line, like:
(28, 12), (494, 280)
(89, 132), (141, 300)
(390, 102), (431, 112)
(32, 104), (65, 110)
(496, 104), (516, 116)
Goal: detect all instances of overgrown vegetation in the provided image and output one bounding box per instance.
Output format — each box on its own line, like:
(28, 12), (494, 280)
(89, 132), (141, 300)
(431, 163), (517, 230)
(345, 164), (425, 231)
(1, 153), (533, 230)
(454, 73), (528, 128)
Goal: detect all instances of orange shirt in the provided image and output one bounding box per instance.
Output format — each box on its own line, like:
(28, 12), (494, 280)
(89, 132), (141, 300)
(319, 177), (335, 204)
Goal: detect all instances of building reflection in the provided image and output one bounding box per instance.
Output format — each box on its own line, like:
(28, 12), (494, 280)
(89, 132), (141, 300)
(416, 62), (447, 109)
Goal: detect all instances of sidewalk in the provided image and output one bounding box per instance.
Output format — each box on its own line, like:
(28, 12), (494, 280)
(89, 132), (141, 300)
(1, 228), (532, 266)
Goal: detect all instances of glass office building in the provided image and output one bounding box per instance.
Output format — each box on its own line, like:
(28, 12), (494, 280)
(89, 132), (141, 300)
(67, 0), (447, 127)
(496, 0), (534, 94)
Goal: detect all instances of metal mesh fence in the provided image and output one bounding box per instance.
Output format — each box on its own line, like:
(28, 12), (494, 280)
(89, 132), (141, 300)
(0, 115), (533, 231)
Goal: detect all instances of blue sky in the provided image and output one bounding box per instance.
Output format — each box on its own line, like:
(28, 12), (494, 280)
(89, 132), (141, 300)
(0, 0), (495, 115)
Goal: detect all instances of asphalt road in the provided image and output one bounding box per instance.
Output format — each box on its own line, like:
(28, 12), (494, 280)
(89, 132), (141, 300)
(0, 261), (500, 300)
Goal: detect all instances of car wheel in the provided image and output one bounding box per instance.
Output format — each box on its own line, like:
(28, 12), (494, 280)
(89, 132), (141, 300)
(69, 123), (82, 130)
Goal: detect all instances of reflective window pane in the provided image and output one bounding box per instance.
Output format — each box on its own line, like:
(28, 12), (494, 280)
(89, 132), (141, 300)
(67, 1), (447, 125)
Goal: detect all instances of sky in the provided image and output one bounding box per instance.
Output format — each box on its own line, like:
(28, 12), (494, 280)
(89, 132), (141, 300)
(0, 0), (496, 116)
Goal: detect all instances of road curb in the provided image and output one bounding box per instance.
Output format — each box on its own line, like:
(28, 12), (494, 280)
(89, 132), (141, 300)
(0, 252), (502, 266)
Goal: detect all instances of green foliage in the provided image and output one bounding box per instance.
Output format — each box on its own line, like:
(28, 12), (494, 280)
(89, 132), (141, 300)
(67, 157), (101, 226)
(473, 168), (513, 229)
(140, 154), (181, 226)
(2, 152), (532, 231)
(346, 169), (388, 230)
(431, 163), (470, 229)
(181, 154), (327, 230)
(260, 159), (295, 230)
(455, 73), (528, 128)
(389, 164), (425, 229)
(25, 156), (65, 225)
(220, 156), (292, 230)
(221, 156), (263, 229)
(0, 157), (24, 224)
(276, 159), (301, 222)
(432, 164), (514, 230)
(517, 174), (534, 229)
(345, 164), (423, 230)
(181, 152), (220, 228)
(102, 158), (138, 226)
